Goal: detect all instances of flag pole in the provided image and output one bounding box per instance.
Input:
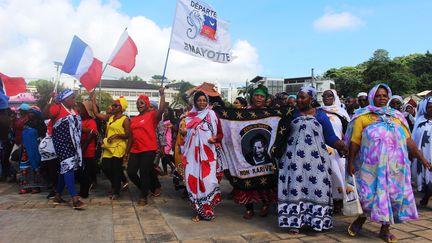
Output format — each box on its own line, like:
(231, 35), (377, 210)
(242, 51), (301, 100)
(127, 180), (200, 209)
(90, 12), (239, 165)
(98, 63), (109, 107)
(160, 48), (171, 87)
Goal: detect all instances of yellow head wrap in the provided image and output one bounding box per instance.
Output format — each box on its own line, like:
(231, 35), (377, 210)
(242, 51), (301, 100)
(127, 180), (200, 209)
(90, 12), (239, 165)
(116, 96), (128, 111)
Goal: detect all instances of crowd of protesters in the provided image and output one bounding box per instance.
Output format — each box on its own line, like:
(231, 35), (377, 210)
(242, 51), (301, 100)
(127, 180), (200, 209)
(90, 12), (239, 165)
(0, 82), (431, 243)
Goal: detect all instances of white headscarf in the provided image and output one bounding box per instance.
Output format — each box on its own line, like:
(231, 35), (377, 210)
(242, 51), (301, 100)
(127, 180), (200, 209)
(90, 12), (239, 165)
(320, 89), (350, 122)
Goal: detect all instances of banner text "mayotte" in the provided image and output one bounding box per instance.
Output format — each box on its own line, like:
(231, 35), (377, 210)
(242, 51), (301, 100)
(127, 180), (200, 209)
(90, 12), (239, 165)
(184, 42), (231, 63)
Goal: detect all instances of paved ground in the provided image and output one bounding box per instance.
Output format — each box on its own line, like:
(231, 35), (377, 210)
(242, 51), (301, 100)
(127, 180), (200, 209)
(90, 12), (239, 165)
(1, 175), (432, 243)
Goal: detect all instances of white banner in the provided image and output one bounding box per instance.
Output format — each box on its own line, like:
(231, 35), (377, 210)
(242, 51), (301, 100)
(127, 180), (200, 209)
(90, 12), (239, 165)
(169, 0), (232, 63)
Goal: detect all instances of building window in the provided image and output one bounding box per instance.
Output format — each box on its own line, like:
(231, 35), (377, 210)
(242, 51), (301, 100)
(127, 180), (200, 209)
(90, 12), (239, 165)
(114, 91), (122, 96)
(151, 92), (159, 97)
(122, 91), (129, 96)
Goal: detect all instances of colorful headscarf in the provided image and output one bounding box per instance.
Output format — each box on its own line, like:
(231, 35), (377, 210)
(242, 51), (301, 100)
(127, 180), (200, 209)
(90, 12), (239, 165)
(56, 89), (74, 103)
(250, 84), (268, 97)
(150, 100), (158, 110)
(29, 105), (42, 117)
(367, 83), (392, 107)
(115, 96), (128, 111)
(19, 103), (30, 111)
(299, 86), (317, 102)
(138, 94), (150, 108)
(416, 97), (432, 119)
(387, 95), (403, 107)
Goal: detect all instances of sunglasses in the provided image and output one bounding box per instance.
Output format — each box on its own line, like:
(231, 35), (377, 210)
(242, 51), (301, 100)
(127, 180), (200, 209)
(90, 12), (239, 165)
(111, 103), (120, 107)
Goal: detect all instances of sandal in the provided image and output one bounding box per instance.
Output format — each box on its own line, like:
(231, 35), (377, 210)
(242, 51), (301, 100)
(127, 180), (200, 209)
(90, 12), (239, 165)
(152, 188), (161, 197)
(73, 199), (86, 210)
(191, 215), (200, 222)
(347, 216), (366, 237)
(379, 232), (397, 243)
(137, 198), (147, 206)
(289, 228), (300, 235)
(53, 194), (67, 204)
(259, 205), (269, 217)
(243, 210), (254, 220)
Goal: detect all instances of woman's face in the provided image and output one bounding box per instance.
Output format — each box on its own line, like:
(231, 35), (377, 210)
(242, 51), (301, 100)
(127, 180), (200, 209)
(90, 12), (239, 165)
(426, 103), (432, 118)
(195, 95), (208, 111)
(233, 99), (244, 109)
(322, 90), (334, 106)
(389, 98), (403, 111)
(296, 91), (312, 111)
(136, 99), (148, 113)
(63, 94), (76, 108)
(251, 94), (266, 108)
(111, 101), (122, 114)
(405, 105), (414, 115)
(373, 87), (389, 107)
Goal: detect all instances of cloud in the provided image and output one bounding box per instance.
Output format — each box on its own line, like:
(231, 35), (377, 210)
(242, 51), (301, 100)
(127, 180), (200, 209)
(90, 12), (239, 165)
(313, 11), (364, 31)
(0, 0), (261, 87)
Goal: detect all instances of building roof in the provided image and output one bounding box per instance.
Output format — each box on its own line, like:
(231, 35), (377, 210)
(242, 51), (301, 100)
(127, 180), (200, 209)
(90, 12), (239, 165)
(284, 76), (313, 84)
(250, 76), (264, 83)
(100, 79), (160, 90)
(186, 82), (220, 97)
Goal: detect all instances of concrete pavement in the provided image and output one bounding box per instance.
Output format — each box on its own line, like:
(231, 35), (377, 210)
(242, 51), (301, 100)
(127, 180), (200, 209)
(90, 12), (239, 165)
(1, 175), (432, 243)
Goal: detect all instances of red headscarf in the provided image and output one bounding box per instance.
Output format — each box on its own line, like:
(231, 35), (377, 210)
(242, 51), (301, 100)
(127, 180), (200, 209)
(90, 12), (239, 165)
(138, 94), (150, 107)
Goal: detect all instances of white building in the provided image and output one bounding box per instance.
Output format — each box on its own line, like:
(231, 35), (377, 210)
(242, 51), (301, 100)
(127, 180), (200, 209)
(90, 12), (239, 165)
(97, 79), (178, 116)
(218, 86), (240, 103)
(284, 76), (335, 104)
(250, 76), (285, 96)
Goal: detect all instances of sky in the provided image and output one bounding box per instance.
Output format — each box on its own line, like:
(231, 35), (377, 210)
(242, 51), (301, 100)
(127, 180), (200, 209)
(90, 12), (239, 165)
(1, 0), (431, 87)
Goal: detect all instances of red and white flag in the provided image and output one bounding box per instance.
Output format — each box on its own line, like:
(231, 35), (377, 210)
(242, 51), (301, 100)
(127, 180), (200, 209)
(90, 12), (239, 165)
(0, 72), (27, 96)
(107, 30), (138, 73)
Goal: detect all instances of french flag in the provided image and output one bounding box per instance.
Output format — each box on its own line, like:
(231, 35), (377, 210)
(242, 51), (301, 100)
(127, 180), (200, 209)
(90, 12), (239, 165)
(61, 36), (102, 91)
(107, 30), (138, 73)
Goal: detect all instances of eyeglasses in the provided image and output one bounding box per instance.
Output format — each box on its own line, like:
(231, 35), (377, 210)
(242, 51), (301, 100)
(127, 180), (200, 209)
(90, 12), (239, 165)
(111, 104), (120, 107)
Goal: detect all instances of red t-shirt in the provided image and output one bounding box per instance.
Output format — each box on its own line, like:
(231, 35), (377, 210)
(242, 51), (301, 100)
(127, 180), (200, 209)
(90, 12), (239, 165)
(130, 111), (158, 153)
(81, 119), (97, 158)
(49, 103), (77, 123)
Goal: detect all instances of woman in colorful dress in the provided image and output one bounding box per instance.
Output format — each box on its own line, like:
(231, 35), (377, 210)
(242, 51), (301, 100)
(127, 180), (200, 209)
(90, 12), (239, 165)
(232, 85), (276, 220)
(19, 106), (46, 194)
(91, 94), (130, 200)
(346, 84), (431, 243)
(45, 89), (85, 209)
(320, 89), (350, 212)
(412, 97), (432, 208)
(126, 89), (166, 206)
(182, 91), (223, 222)
(278, 86), (347, 233)
(161, 107), (176, 175)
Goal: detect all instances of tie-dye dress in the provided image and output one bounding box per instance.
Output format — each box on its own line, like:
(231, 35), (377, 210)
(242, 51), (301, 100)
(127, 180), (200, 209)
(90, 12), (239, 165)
(346, 110), (418, 224)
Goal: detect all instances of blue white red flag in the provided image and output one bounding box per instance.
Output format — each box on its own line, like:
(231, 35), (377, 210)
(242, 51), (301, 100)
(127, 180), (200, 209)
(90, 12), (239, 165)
(61, 36), (102, 91)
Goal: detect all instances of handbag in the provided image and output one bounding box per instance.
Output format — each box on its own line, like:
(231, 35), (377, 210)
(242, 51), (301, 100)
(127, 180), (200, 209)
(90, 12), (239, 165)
(342, 174), (363, 216)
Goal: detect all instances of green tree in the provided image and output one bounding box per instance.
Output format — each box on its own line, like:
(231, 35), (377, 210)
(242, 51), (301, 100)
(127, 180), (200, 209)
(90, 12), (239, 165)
(76, 91), (114, 112)
(237, 81), (254, 101)
(323, 66), (366, 97)
(170, 81), (195, 108)
(369, 49), (390, 62)
(30, 79), (65, 108)
(120, 75), (143, 81)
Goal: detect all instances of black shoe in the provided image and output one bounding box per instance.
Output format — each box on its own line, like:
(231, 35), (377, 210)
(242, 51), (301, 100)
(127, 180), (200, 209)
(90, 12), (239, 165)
(46, 191), (56, 199)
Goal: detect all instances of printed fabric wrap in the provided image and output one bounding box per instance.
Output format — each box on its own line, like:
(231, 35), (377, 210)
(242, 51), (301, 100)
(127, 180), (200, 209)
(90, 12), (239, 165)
(52, 114), (82, 174)
(182, 105), (221, 220)
(411, 97), (432, 192)
(278, 115), (334, 231)
(344, 83), (418, 224)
